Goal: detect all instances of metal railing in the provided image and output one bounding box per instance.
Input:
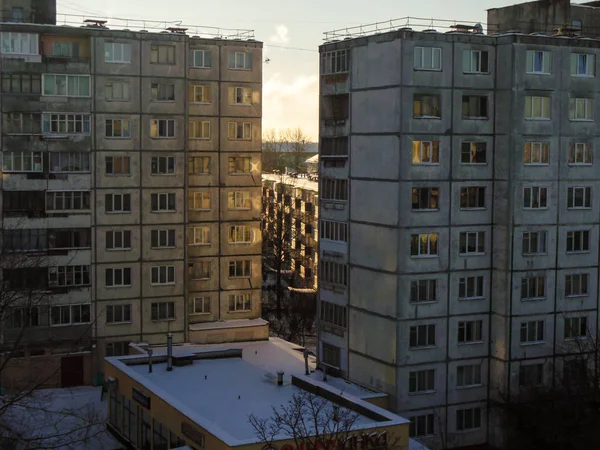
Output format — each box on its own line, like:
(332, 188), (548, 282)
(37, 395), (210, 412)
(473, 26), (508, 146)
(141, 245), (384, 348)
(323, 16), (485, 42)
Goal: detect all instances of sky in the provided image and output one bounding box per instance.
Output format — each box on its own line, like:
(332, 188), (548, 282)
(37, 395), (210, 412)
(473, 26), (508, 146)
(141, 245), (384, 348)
(57, 0), (520, 140)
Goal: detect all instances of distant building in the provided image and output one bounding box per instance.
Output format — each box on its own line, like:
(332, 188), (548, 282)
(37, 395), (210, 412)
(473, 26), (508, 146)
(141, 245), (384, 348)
(305, 154), (319, 174)
(0, 0), (56, 24)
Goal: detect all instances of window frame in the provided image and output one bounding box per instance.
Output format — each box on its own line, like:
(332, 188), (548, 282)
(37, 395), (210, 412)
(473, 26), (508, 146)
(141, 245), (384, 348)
(523, 186), (548, 209)
(564, 316), (588, 340)
(409, 324), (436, 348)
(150, 229), (176, 249)
(228, 225), (252, 244)
(151, 156), (175, 176)
(462, 49), (489, 74)
(526, 50), (552, 75)
(228, 51), (252, 70)
(42, 74), (91, 98)
(413, 94), (441, 119)
(456, 408), (482, 432)
(105, 267), (132, 288)
(459, 276), (485, 300)
(104, 42), (132, 64)
(520, 320), (545, 344)
(411, 187), (439, 211)
(460, 142), (487, 165)
(522, 231), (548, 255)
(413, 47), (442, 71)
(150, 119), (176, 138)
(523, 141), (550, 165)
(456, 364), (483, 388)
(150, 193), (176, 213)
(565, 273), (589, 298)
(457, 320), (483, 344)
(105, 80), (130, 101)
(150, 302), (175, 321)
(520, 275), (546, 301)
(190, 49), (211, 68)
(228, 294), (252, 312)
(227, 121), (252, 140)
(569, 142), (593, 166)
(2, 150), (43, 172)
(190, 84), (211, 103)
(571, 53), (595, 77)
(566, 229), (590, 253)
(150, 44), (176, 65)
(190, 227), (211, 246)
(150, 265), (176, 286)
(461, 95), (489, 119)
(106, 304), (132, 324)
(105, 230), (132, 251)
(227, 191), (251, 210)
(412, 141), (440, 165)
(189, 120), (211, 139)
(567, 186), (592, 209)
(410, 233), (439, 258)
(524, 95), (551, 120)
(410, 279), (437, 304)
(569, 97), (594, 121)
(190, 192), (211, 211)
(191, 297), (211, 315)
(105, 193), (131, 214)
(459, 231), (485, 255)
(408, 369), (436, 394)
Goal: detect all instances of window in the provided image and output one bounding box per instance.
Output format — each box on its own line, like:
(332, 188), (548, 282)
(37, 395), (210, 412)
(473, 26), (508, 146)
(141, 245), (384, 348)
(523, 187), (548, 209)
(567, 187), (592, 209)
(520, 320), (544, 344)
(457, 365), (482, 388)
(150, 119), (175, 138)
(460, 187), (486, 209)
(522, 231), (547, 255)
(519, 364), (543, 387)
(106, 342), (130, 357)
(5, 307), (39, 329)
(229, 86), (252, 105)
(521, 276), (545, 300)
(150, 83), (174, 101)
(191, 192), (211, 211)
(321, 137), (349, 157)
(524, 96), (551, 119)
(42, 113), (90, 134)
(565, 273), (588, 297)
(151, 156), (175, 175)
(106, 230), (132, 250)
(566, 230), (590, 253)
(411, 188), (439, 211)
(320, 220), (348, 242)
(228, 191), (251, 210)
(523, 141), (550, 165)
(456, 408), (482, 431)
(321, 49), (349, 74)
(459, 231), (485, 255)
(106, 305), (132, 324)
(2, 151), (43, 172)
(5, 112), (41, 134)
(105, 193), (131, 213)
(229, 225), (252, 244)
(105, 43), (132, 63)
(46, 191), (91, 211)
(50, 152), (90, 173)
(461, 142), (487, 164)
(150, 44), (175, 64)
(564, 317), (588, 340)
(10, 7), (23, 22)
(192, 297), (211, 314)
(526, 50), (551, 74)
(191, 227), (210, 246)
(409, 414), (434, 438)
(462, 96), (488, 119)
(458, 320), (483, 343)
(229, 51), (252, 70)
(227, 157), (252, 175)
(105, 156), (131, 176)
(151, 266), (175, 285)
(151, 229), (175, 248)
(49, 229), (91, 249)
(571, 53), (595, 76)
(569, 143), (592, 165)
(151, 193), (176, 212)
(2, 73), (41, 94)
(459, 276), (484, 300)
(190, 261), (211, 280)
(105, 119), (131, 139)
(409, 324), (436, 348)
(189, 156), (211, 175)
(48, 265), (91, 287)
(320, 261), (348, 287)
(42, 75), (90, 97)
(189, 120), (210, 139)
(412, 141), (440, 164)
(3, 191), (45, 216)
(2, 228), (47, 251)
(563, 359), (587, 386)
(190, 85), (210, 103)
(321, 178), (348, 201)
(105, 81), (130, 100)
(414, 47), (441, 70)
(151, 302), (175, 320)
(229, 260), (251, 278)
(50, 304), (91, 326)
(410, 233), (439, 257)
(320, 301), (347, 328)
(190, 49), (211, 68)
(228, 122), (252, 140)
(413, 94), (441, 118)
(1, 32), (38, 55)
(228, 294), (251, 311)
(569, 97), (594, 121)
(105, 268), (132, 287)
(410, 279), (437, 303)
(463, 49), (489, 73)
(409, 369), (435, 393)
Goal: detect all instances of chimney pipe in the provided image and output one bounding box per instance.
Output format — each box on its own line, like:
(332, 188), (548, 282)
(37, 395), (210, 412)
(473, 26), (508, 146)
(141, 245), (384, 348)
(148, 348), (153, 373)
(303, 348), (310, 375)
(277, 371), (284, 386)
(167, 333), (173, 372)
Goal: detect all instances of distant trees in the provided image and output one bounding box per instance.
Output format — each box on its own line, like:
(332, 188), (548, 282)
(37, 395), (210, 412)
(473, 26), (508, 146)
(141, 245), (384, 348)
(263, 128), (313, 174)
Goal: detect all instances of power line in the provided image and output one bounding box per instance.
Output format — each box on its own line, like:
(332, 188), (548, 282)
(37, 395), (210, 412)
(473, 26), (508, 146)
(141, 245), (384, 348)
(265, 44), (317, 52)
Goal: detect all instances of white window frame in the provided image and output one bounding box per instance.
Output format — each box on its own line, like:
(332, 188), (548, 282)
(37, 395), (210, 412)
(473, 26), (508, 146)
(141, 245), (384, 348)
(522, 231), (548, 255)
(50, 304), (91, 326)
(151, 265), (175, 285)
(458, 320), (483, 344)
(105, 230), (132, 251)
(459, 186), (486, 209)
(410, 279), (438, 303)
(150, 119), (175, 138)
(2, 151), (43, 172)
(191, 227), (210, 246)
(461, 142), (487, 164)
(150, 193), (176, 212)
(229, 260), (251, 278)
(523, 142), (549, 165)
(459, 231), (485, 255)
(191, 297), (211, 315)
(1, 32), (39, 55)
(189, 120), (210, 139)
(412, 141), (440, 165)
(566, 230), (590, 253)
(228, 156), (252, 174)
(105, 119), (131, 139)
(42, 74), (90, 97)
(526, 50), (552, 74)
(50, 152), (90, 173)
(229, 51), (252, 70)
(569, 97), (594, 121)
(230, 86), (252, 105)
(105, 267), (132, 287)
(569, 143), (593, 166)
(228, 294), (252, 312)
(190, 84), (210, 103)
(106, 304), (132, 324)
(565, 273), (589, 298)
(151, 156), (175, 175)
(564, 316), (588, 340)
(150, 82), (175, 102)
(191, 192), (211, 211)
(42, 113), (91, 135)
(567, 186), (592, 209)
(523, 186), (548, 209)
(524, 96), (551, 120)
(520, 320), (545, 344)
(227, 122), (252, 140)
(190, 49), (211, 68)
(410, 233), (439, 258)
(104, 42), (132, 63)
(521, 275), (546, 301)
(105, 80), (130, 101)
(150, 229), (176, 249)
(105, 193), (131, 214)
(46, 191), (91, 212)
(228, 225), (252, 244)
(456, 364), (482, 388)
(459, 276), (484, 300)
(462, 49), (489, 74)
(408, 369), (436, 394)
(414, 47), (442, 71)
(228, 191), (251, 210)
(571, 53), (595, 77)
(48, 265), (91, 287)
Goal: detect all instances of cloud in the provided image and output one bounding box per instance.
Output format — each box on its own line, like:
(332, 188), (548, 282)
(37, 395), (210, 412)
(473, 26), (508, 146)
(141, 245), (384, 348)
(269, 25), (290, 44)
(263, 73), (319, 140)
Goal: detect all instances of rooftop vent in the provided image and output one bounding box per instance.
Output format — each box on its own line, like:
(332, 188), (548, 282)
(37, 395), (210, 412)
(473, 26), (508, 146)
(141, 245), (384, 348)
(83, 19), (108, 29)
(554, 27), (579, 37)
(397, 27), (413, 32)
(423, 29), (438, 33)
(167, 27), (188, 34)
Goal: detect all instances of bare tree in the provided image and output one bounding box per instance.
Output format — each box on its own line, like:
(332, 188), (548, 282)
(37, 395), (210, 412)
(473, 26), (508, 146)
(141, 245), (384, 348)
(262, 128), (312, 174)
(0, 222), (107, 448)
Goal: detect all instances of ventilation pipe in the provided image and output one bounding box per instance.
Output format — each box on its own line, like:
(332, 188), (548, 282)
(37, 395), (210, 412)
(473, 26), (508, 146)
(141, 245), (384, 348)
(148, 348), (153, 373)
(167, 333), (173, 372)
(277, 371), (284, 386)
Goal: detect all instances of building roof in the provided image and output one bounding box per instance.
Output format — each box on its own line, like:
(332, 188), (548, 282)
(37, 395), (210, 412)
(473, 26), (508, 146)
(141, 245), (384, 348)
(305, 154), (320, 164)
(106, 338), (409, 447)
(262, 173), (319, 192)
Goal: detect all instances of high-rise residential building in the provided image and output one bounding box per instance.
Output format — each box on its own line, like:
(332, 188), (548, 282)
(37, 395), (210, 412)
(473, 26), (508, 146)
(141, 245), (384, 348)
(317, 4), (600, 447)
(0, 3), (263, 388)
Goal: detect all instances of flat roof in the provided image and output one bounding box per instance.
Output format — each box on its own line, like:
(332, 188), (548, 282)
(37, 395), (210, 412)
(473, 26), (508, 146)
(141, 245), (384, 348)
(263, 173), (319, 192)
(106, 338), (409, 446)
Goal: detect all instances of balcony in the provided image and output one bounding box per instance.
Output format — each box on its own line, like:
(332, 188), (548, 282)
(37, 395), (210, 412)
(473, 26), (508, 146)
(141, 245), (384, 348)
(321, 94), (349, 137)
(321, 137), (348, 161)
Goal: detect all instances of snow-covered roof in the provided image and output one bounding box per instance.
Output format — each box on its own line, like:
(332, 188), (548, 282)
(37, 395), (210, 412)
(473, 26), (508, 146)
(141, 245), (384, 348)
(188, 317), (267, 331)
(305, 154), (320, 164)
(262, 173), (319, 192)
(105, 338), (410, 447)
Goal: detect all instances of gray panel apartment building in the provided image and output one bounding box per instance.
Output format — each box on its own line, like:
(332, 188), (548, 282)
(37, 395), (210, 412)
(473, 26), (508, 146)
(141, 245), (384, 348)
(0, 2), (263, 387)
(317, 1), (600, 447)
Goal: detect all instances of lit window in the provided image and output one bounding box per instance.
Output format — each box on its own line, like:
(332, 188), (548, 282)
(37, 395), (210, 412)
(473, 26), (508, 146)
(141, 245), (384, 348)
(569, 143), (592, 165)
(569, 97), (594, 121)
(189, 85), (210, 103)
(524, 96), (551, 119)
(412, 141), (440, 164)
(461, 142), (486, 164)
(523, 142), (549, 165)
(413, 94), (441, 118)
(410, 233), (438, 257)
